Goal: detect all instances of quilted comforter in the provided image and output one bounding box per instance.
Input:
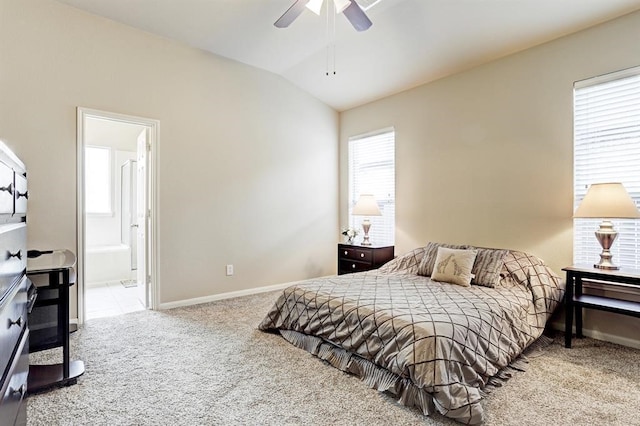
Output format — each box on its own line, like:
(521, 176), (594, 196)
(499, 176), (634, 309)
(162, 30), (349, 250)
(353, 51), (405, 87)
(258, 248), (564, 424)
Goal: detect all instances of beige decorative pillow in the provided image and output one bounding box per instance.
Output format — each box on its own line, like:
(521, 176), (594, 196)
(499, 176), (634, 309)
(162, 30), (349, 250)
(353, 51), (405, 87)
(417, 242), (468, 277)
(431, 247), (478, 287)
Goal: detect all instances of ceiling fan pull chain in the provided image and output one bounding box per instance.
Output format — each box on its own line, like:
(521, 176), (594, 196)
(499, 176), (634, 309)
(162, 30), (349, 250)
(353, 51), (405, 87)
(332, 2), (337, 75)
(325, 0), (330, 76)
(321, 0), (340, 77)
(326, 45), (331, 76)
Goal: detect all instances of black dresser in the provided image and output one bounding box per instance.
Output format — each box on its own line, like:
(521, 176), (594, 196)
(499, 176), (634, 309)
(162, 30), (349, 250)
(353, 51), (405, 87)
(0, 142), (32, 426)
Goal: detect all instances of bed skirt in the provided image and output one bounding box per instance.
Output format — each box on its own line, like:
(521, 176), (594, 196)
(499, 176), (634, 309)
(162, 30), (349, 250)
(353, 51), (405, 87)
(278, 329), (552, 425)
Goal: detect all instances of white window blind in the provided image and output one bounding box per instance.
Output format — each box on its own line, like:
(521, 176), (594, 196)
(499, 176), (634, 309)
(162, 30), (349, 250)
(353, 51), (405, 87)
(85, 146), (113, 215)
(348, 128), (395, 245)
(573, 66), (640, 269)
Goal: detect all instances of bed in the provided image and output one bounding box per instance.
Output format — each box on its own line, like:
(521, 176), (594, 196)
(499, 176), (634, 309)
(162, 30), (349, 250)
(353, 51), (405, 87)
(258, 243), (565, 424)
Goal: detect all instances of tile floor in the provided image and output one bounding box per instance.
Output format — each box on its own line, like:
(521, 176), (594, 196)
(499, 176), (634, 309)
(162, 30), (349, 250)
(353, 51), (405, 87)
(85, 280), (145, 320)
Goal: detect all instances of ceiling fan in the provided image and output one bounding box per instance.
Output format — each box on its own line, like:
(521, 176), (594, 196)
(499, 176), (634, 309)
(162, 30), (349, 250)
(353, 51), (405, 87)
(275, 0), (373, 32)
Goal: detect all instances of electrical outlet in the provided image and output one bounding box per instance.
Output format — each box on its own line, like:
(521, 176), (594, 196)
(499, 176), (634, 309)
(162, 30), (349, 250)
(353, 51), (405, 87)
(226, 264), (234, 276)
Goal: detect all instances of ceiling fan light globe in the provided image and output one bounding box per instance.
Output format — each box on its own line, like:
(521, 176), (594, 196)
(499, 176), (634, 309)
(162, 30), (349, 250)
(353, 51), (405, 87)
(306, 0), (324, 15)
(334, 0), (351, 14)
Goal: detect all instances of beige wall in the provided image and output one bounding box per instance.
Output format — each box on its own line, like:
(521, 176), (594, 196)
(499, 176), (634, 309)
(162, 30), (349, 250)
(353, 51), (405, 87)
(0, 0), (339, 309)
(340, 11), (640, 347)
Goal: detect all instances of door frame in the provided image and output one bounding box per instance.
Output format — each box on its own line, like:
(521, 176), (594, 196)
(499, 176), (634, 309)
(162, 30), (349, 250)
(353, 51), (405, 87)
(76, 107), (160, 325)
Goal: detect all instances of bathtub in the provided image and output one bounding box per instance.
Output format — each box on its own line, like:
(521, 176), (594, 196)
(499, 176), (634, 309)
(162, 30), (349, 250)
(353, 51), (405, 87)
(85, 244), (134, 286)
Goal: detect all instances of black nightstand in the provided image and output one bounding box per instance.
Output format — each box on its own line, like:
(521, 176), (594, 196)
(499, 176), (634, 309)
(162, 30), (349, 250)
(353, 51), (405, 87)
(338, 244), (394, 275)
(563, 265), (640, 348)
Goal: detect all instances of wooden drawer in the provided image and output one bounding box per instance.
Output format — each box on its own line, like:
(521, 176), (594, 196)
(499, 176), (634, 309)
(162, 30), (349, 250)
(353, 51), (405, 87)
(0, 224), (27, 298)
(0, 161), (13, 215)
(0, 276), (28, 374)
(339, 258), (372, 274)
(340, 247), (372, 263)
(0, 329), (28, 426)
(13, 174), (27, 216)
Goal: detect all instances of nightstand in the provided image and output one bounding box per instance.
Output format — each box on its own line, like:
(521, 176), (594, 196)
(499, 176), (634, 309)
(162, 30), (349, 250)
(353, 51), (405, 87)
(338, 244), (394, 275)
(563, 265), (640, 348)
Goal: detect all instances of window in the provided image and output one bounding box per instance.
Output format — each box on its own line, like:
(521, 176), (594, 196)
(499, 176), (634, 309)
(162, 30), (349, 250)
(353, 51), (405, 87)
(85, 146), (113, 215)
(348, 128), (395, 245)
(573, 66), (640, 269)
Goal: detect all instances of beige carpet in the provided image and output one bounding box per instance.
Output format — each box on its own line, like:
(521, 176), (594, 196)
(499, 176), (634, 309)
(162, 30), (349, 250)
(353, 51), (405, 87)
(28, 291), (640, 425)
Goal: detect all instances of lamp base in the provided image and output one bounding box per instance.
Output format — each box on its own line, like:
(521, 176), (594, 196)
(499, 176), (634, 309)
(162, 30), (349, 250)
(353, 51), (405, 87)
(361, 219), (372, 246)
(594, 262), (619, 270)
(594, 220), (619, 270)
(594, 247), (619, 270)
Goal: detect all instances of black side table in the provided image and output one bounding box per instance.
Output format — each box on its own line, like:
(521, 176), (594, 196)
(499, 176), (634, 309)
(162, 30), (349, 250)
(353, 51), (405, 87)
(563, 265), (640, 348)
(27, 249), (85, 393)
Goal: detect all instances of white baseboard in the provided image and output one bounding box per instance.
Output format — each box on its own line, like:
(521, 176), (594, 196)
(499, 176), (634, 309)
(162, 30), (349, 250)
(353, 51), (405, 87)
(158, 281), (297, 310)
(574, 328), (640, 350)
(549, 321), (640, 350)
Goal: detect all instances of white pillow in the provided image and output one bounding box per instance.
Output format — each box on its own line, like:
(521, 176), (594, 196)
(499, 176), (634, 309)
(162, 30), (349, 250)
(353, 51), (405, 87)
(431, 247), (478, 287)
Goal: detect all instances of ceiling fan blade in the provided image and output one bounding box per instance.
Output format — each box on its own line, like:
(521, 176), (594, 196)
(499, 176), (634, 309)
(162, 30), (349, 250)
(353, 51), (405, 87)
(342, 0), (372, 32)
(274, 0), (311, 28)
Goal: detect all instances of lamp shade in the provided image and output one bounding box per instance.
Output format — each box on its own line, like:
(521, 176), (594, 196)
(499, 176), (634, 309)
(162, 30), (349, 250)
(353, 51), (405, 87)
(352, 194), (382, 216)
(574, 183), (640, 219)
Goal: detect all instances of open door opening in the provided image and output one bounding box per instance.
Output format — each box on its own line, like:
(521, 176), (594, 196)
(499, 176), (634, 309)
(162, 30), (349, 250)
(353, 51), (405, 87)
(77, 108), (158, 325)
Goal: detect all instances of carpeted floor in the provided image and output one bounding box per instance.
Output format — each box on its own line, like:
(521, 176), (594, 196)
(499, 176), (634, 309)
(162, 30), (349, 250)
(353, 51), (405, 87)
(27, 291), (640, 425)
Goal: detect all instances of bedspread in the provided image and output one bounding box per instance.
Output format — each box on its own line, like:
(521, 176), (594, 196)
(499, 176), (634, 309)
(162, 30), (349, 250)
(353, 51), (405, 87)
(258, 249), (564, 424)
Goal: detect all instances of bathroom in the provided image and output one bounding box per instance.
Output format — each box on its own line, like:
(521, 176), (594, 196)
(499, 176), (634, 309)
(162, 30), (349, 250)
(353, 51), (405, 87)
(83, 117), (146, 319)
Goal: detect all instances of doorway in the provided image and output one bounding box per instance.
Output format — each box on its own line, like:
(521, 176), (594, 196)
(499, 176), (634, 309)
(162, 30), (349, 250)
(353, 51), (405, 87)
(77, 108), (159, 324)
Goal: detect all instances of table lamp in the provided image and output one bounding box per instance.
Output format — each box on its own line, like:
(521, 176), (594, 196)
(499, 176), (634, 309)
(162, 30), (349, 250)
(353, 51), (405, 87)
(352, 194), (382, 246)
(574, 182), (640, 270)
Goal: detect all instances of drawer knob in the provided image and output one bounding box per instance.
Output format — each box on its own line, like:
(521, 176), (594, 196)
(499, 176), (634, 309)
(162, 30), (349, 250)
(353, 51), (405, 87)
(8, 250), (22, 260)
(360, 253), (365, 258)
(16, 190), (28, 200)
(344, 251), (348, 255)
(0, 183), (13, 195)
(9, 316), (22, 328)
(10, 384), (25, 397)
(352, 264), (356, 269)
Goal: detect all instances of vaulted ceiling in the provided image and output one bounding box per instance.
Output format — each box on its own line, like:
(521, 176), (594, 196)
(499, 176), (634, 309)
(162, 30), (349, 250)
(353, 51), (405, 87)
(54, 0), (640, 111)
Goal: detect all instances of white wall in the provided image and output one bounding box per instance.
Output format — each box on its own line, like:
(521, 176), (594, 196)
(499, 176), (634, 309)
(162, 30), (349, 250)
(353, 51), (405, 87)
(340, 10), (640, 346)
(85, 149), (136, 247)
(0, 0), (339, 310)
(84, 117), (141, 248)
